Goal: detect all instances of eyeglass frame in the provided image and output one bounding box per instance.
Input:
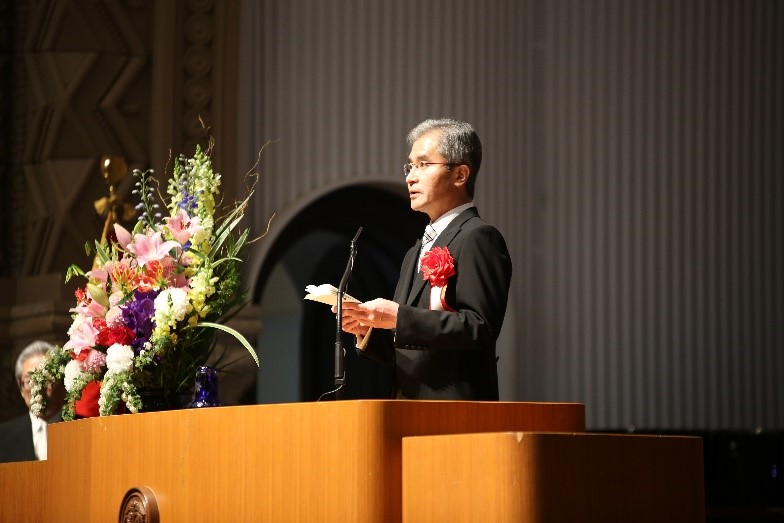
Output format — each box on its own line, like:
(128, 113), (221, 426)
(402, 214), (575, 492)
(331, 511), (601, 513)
(403, 160), (462, 177)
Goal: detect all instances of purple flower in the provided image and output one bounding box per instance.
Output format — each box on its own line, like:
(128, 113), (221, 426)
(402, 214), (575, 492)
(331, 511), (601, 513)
(178, 178), (198, 213)
(121, 289), (159, 353)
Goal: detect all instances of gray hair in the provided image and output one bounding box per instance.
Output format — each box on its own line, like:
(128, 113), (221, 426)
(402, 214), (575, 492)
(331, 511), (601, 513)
(15, 340), (55, 381)
(406, 118), (482, 198)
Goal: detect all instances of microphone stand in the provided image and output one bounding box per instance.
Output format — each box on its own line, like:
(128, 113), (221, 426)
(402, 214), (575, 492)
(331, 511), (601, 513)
(334, 226), (362, 398)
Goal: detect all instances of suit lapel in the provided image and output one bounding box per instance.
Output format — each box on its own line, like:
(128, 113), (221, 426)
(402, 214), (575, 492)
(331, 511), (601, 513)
(397, 239), (421, 303)
(407, 265), (429, 306)
(405, 208), (479, 306)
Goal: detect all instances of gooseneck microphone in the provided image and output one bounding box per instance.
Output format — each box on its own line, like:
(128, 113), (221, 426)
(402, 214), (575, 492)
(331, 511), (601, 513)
(334, 226), (363, 396)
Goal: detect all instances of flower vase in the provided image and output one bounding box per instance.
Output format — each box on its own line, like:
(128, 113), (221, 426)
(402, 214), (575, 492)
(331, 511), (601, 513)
(187, 366), (221, 408)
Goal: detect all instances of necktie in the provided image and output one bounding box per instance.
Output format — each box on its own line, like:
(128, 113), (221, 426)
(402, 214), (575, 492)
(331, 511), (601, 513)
(418, 224), (438, 271)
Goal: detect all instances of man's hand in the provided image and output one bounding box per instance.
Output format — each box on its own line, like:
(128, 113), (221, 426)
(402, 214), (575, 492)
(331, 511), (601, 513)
(333, 298), (399, 331)
(335, 307), (371, 338)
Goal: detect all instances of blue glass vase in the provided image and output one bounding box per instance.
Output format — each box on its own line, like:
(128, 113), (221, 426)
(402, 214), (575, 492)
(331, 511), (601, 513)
(187, 366), (222, 408)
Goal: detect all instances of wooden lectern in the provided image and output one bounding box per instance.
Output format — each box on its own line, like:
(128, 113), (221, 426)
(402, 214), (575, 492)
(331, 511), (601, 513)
(403, 431), (705, 522)
(0, 401), (584, 522)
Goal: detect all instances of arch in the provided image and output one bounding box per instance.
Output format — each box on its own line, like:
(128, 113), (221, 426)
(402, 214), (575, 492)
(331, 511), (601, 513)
(246, 177), (411, 296)
(250, 180), (427, 402)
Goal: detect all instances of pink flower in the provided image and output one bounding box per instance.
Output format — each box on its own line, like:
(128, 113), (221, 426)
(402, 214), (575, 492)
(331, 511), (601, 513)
(113, 223), (133, 250)
(127, 230), (181, 267)
(86, 268), (109, 284)
(63, 315), (100, 355)
(165, 208), (204, 245)
(81, 349), (107, 373)
(70, 284), (108, 318)
(105, 303), (123, 325)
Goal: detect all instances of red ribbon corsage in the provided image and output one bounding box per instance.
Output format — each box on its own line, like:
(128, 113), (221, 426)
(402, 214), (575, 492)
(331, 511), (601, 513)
(421, 246), (457, 311)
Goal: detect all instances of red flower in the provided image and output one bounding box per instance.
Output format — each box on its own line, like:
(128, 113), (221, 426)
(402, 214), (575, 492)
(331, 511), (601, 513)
(74, 287), (87, 304)
(96, 323), (135, 347)
(74, 380), (101, 418)
(421, 246), (456, 287)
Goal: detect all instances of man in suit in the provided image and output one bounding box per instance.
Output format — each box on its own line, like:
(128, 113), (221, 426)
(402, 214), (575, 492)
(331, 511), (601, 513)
(0, 341), (65, 462)
(339, 118), (512, 399)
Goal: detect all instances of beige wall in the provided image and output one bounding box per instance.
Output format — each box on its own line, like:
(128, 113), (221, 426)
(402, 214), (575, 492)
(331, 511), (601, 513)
(237, 0), (783, 429)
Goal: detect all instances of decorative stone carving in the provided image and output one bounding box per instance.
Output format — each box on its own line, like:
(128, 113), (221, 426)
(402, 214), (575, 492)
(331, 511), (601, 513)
(0, 0), (250, 422)
(182, 1), (215, 154)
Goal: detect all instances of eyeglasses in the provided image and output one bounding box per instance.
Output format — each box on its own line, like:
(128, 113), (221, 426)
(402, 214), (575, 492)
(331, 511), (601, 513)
(403, 160), (458, 177)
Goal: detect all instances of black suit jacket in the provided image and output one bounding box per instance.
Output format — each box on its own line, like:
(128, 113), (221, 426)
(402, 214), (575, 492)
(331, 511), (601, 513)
(361, 207), (513, 399)
(0, 414), (36, 463)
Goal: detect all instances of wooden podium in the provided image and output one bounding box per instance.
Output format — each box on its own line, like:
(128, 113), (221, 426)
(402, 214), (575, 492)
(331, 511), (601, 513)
(403, 431), (705, 522)
(0, 401), (585, 522)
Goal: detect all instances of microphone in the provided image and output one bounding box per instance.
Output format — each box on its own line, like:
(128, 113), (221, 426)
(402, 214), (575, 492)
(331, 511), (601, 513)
(334, 226), (363, 395)
(350, 226), (363, 247)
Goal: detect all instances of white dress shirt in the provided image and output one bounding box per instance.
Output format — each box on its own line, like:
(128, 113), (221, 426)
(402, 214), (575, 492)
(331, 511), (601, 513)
(29, 412), (47, 460)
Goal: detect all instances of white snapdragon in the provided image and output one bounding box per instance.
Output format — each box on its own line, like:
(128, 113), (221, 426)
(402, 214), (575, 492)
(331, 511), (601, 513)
(152, 287), (192, 341)
(63, 359), (82, 392)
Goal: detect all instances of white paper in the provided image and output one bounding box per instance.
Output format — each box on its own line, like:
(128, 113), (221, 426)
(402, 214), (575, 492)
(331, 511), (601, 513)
(304, 284), (360, 306)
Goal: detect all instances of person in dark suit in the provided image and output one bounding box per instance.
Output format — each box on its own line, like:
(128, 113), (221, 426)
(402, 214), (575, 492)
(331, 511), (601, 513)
(0, 341), (65, 462)
(338, 118), (513, 399)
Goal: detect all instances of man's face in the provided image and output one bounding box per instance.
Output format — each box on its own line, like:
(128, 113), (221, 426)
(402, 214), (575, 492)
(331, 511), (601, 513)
(18, 354), (44, 410)
(18, 354), (65, 418)
(406, 132), (463, 221)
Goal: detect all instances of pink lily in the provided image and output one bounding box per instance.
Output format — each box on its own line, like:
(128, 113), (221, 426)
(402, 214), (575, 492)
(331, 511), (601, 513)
(165, 208), (204, 245)
(113, 223), (133, 250)
(127, 230), (181, 267)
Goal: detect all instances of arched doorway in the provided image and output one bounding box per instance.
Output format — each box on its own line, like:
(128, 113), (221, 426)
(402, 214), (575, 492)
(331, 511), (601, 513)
(253, 184), (426, 402)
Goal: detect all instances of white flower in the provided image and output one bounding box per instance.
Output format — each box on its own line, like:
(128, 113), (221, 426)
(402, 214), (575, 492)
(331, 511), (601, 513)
(63, 359), (82, 392)
(154, 287), (191, 323)
(106, 343), (135, 373)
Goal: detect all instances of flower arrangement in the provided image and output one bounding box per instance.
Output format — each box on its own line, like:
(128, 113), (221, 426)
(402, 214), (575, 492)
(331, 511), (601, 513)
(29, 145), (259, 420)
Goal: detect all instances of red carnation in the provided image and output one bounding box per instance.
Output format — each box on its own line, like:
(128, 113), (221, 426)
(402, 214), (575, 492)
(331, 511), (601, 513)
(421, 246), (456, 288)
(96, 323), (135, 347)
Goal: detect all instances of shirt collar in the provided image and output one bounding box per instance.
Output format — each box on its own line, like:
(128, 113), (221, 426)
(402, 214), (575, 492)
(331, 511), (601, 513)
(29, 410), (59, 427)
(29, 411), (46, 431)
(429, 202), (475, 238)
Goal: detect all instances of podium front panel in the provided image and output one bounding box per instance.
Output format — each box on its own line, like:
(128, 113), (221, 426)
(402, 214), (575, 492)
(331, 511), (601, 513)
(0, 400), (584, 522)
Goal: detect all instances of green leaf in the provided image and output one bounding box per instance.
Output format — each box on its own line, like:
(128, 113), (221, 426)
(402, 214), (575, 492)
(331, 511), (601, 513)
(65, 264), (86, 283)
(186, 321), (260, 367)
